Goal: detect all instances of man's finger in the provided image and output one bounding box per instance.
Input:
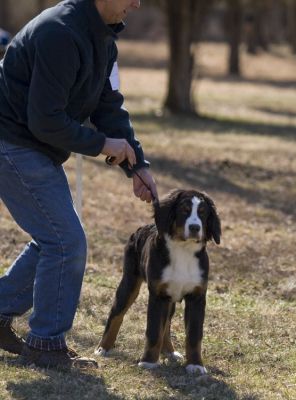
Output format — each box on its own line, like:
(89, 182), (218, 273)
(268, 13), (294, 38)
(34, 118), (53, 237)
(140, 188), (149, 202)
(150, 184), (158, 201)
(110, 157), (118, 165)
(126, 144), (136, 167)
(144, 191), (152, 203)
(140, 179), (157, 202)
(113, 150), (126, 165)
(111, 156), (121, 165)
(135, 184), (145, 199)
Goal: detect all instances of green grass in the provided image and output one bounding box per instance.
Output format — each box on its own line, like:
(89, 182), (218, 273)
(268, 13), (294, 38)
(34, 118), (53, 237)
(0, 41), (296, 399)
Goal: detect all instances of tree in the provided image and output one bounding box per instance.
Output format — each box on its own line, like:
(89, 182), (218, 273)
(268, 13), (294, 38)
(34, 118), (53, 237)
(164, 0), (213, 115)
(244, 0), (270, 54)
(225, 0), (243, 76)
(287, 0), (296, 53)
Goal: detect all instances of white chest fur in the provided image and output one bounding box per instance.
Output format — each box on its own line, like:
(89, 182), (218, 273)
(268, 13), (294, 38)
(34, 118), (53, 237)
(162, 236), (204, 302)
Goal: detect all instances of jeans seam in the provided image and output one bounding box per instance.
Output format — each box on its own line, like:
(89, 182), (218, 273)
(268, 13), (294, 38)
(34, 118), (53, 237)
(3, 150), (66, 335)
(6, 281), (32, 313)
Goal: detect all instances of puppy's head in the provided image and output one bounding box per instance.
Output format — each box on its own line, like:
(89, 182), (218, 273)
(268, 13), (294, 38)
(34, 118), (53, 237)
(154, 189), (221, 245)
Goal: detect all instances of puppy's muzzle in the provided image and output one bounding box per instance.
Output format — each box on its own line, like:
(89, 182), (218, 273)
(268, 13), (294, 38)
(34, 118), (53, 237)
(188, 224), (201, 239)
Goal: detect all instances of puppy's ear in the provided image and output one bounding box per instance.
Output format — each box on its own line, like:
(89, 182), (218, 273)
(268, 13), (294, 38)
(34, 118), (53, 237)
(153, 189), (183, 237)
(203, 193), (221, 245)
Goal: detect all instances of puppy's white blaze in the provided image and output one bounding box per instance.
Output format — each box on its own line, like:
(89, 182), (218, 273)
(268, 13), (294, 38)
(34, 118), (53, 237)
(186, 364), (207, 375)
(184, 196), (203, 239)
(163, 236), (203, 302)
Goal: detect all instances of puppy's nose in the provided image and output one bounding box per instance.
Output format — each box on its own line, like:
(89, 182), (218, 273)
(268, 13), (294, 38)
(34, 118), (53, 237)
(189, 224), (201, 234)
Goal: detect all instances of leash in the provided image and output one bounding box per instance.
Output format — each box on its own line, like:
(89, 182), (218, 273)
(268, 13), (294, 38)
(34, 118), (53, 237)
(105, 156), (159, 206)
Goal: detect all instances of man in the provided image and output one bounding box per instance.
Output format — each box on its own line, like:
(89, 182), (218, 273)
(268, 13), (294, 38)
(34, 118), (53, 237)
(0, 0), (157, 369)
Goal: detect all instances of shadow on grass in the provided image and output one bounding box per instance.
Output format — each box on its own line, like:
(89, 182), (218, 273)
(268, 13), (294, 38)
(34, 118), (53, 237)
(68, 332), (135, 364)
(120, 49), (296, 91)
(2, 359), (125, 400)
(149, 364), (259, 400)
(252, 106), (296, 119)
(203, 74), (296, 90)
(152, 367), (239, 400)
(146, 154), (296, 219)
(131, 111), (296, 140)
(85, 134), (296, 219)
(1, 355), (255, 400)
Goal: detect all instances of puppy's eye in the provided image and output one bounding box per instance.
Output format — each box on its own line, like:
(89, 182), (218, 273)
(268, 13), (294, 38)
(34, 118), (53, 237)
(199, 207), (205, 216)
(182, 206), (191, 214)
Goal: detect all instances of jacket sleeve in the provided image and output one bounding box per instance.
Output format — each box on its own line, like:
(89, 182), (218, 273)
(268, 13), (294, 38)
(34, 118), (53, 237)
(90, 54), (150, 177)
(27, 29), (106, 156)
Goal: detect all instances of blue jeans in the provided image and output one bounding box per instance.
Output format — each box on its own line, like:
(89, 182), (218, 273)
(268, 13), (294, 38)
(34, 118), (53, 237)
(0, 139), (87, 350)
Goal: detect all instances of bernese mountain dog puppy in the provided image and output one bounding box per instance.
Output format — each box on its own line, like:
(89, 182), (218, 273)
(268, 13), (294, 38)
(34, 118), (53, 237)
(95, 189), (221, 374)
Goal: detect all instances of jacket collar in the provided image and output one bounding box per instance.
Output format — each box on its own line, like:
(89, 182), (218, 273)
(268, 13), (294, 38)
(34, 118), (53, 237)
(86, 0), (125, 39)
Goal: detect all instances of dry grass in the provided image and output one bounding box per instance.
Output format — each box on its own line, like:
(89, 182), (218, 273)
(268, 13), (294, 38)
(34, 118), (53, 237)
(0, 41), (296, 400)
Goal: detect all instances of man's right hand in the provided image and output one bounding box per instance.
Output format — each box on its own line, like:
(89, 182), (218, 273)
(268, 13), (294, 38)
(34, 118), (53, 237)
(101, 138), (136, 167)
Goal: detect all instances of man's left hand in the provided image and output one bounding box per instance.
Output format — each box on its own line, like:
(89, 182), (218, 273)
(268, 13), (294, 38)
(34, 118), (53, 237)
(133, 168), (158, 203)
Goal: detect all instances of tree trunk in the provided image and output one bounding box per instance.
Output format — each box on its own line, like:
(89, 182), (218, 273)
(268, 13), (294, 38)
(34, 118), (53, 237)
(268, 0), (286, 44)
(255, 0), (270, 51)
(165, 1), (194, 114)
(287, 0), (296, 53)
(245, 0), (270, 54)
(164, 0), (212, 115)
(225, 0), (242, 76)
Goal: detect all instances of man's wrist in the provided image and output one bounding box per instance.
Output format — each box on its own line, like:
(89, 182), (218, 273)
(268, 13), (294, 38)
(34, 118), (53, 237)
(131, 160), (150, 173)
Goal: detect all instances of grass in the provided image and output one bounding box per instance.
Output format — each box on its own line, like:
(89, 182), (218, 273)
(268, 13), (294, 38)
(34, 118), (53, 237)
(0, 41), (296, 399)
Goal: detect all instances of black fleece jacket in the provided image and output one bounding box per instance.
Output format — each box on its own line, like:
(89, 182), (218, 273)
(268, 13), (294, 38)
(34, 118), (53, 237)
(0, 0), (149, 175)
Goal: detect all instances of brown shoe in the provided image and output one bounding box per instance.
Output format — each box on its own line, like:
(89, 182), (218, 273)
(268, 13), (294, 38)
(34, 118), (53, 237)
(20, 344), (98, 370)
(0, 325), (25, 355)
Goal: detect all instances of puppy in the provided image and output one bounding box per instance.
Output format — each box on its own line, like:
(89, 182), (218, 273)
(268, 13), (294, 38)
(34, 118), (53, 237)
(95, 189), (221, 374)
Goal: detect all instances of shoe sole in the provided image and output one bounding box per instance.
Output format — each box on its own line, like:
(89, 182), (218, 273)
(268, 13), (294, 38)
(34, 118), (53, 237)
(0, 346), (23, 355)
(19, 356), (98, 370)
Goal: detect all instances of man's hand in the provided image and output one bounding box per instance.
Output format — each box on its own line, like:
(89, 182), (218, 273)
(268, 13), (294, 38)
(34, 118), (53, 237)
(133, 168), (158, 203)
(101, 138), (136, 167)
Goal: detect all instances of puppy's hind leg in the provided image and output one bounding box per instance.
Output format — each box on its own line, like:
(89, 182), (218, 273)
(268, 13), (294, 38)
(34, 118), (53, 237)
(95, 246), (142, 356)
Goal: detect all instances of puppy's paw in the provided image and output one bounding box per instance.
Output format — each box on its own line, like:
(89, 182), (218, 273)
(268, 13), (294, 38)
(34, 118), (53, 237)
(186, 364), (207, 375)
(94, 347), (109, 357)
(164, 351), (184, 362)
(138, 361), (159, 369)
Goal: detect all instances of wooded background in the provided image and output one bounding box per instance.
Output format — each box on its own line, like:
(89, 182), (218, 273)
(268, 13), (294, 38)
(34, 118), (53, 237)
(1, 0), (295, 115)
(0, 2), (295, 398)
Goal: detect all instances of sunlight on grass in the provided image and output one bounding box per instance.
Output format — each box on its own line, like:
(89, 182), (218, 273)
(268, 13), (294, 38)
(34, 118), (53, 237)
(0, 41), (296, 400)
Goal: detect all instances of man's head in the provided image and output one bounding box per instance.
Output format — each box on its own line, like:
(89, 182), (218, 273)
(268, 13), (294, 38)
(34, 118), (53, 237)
(95, 0), (140, 25)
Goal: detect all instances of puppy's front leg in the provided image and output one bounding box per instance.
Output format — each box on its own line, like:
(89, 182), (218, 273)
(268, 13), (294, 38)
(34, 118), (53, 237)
(184, 292), (207, 375)
(138, 294), (171, 369)
(161, 303), (183, 362)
